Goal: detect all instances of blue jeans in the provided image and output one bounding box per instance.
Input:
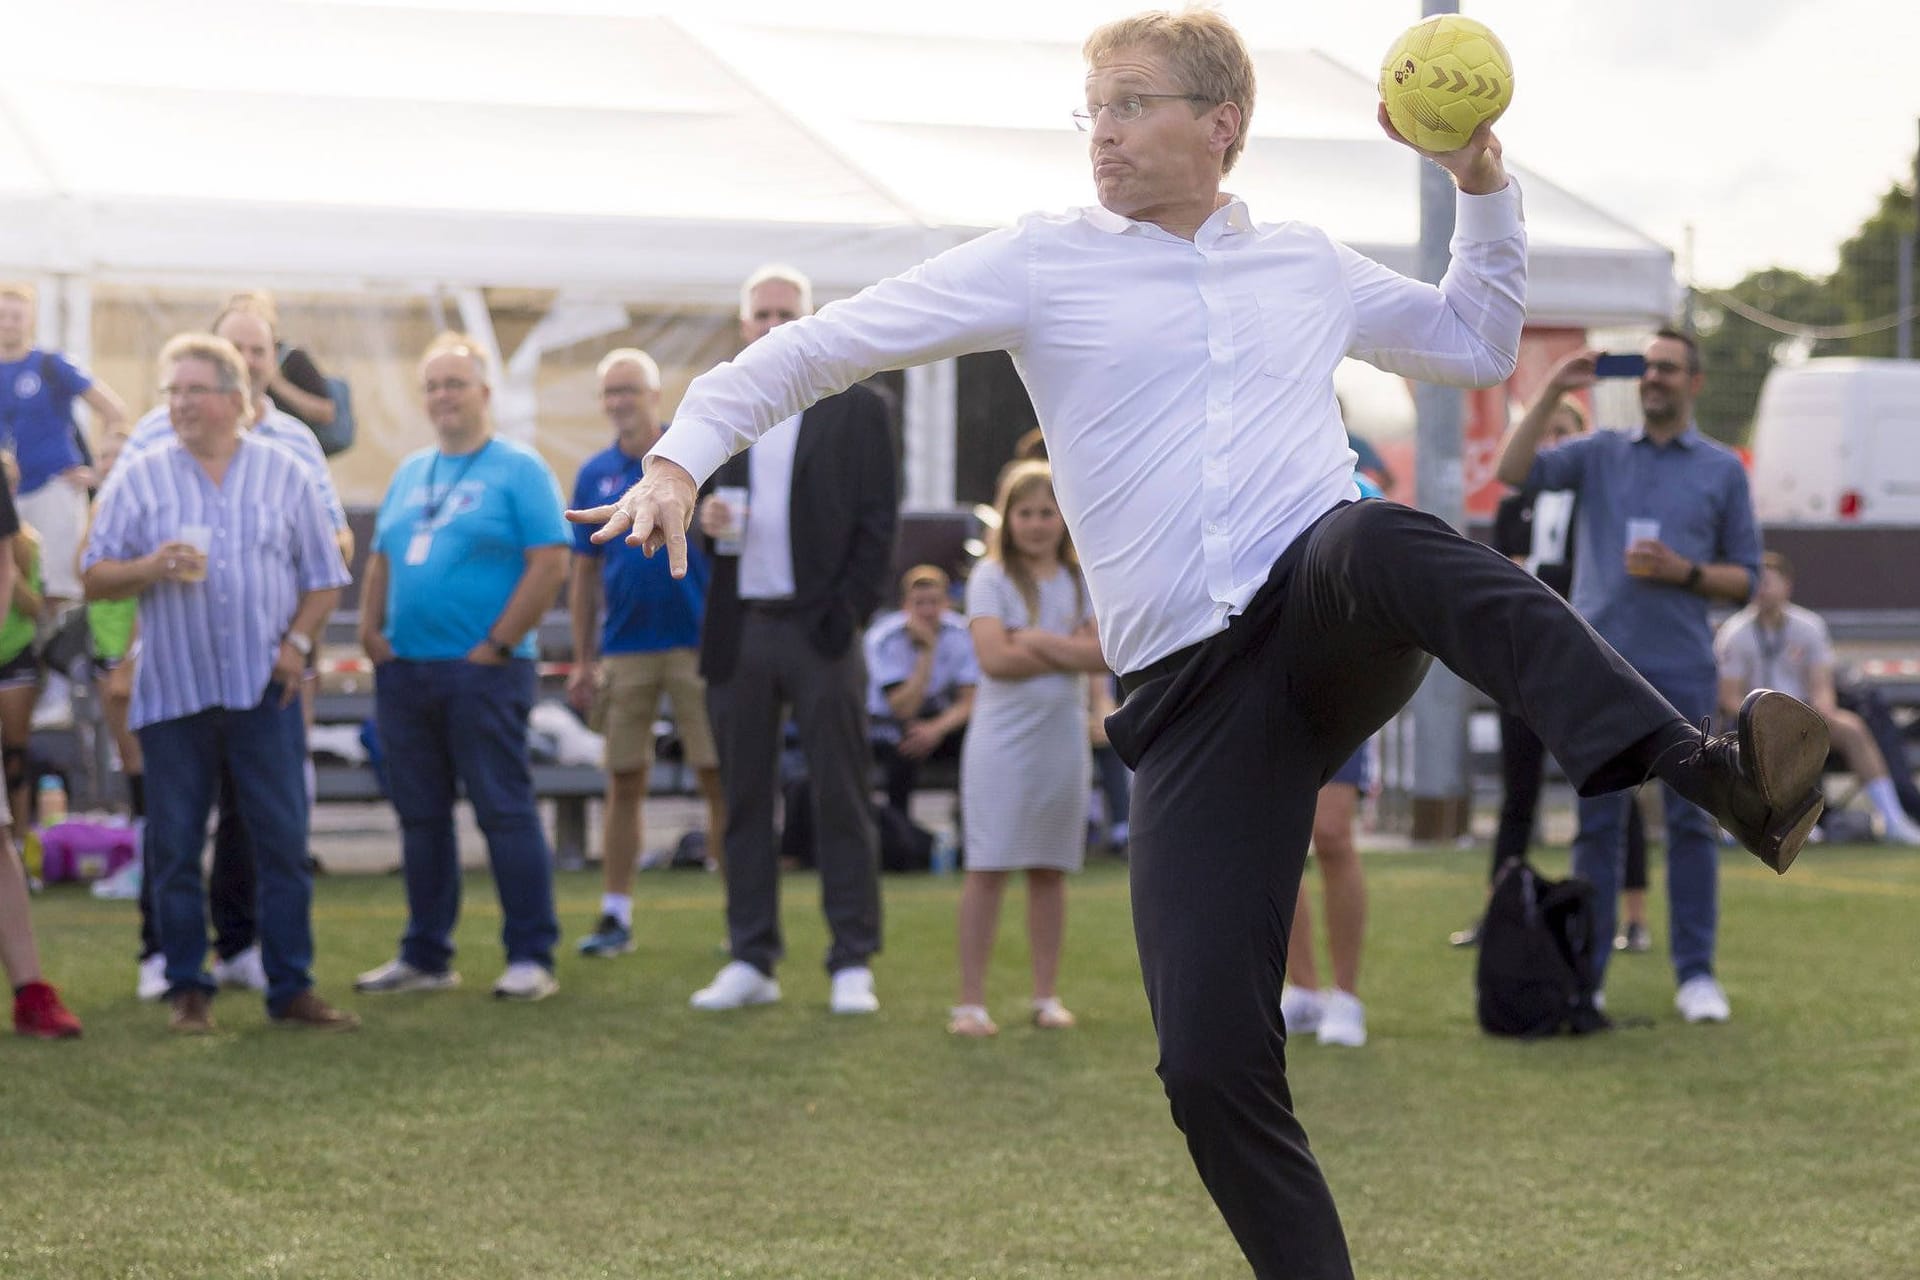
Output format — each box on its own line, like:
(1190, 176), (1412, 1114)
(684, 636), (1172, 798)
(374, 659), (558, 972)
(138, 686), (313, 1015)
(1571, 669), (1719, 989)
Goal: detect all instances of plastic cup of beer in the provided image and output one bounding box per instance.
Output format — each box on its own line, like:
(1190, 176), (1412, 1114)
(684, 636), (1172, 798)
(713, 486), (749, 555)
(178, 524), (212, 582)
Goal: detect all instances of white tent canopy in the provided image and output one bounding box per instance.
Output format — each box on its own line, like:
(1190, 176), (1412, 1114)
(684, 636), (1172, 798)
(4, 1), (1674, 324)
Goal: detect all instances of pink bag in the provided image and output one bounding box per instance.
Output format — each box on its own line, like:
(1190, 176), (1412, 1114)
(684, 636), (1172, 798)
(37, 821), (139, 883)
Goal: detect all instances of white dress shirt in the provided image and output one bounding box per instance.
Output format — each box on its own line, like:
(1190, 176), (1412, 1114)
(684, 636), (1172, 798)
(737, 412), (801, 599)
(653, 185), (1527, 674)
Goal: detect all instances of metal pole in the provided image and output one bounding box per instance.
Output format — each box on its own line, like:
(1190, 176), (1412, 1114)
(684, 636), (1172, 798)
(1406, 0), (1472, 841)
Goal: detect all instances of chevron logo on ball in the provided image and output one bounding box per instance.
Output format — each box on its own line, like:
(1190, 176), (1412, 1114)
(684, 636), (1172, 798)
(1377, 14), (1514, 152)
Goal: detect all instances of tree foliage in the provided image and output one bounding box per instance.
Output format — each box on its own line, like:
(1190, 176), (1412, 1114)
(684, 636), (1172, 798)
(1690, 183), (1914, 444)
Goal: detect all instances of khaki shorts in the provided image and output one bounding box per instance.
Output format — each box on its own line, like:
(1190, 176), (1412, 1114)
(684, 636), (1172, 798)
(589, 648), (717, 773)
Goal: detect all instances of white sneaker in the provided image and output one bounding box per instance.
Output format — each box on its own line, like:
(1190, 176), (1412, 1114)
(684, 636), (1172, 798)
(1279, 983), (1325, 1035)
(211, 945), (267, 992)
(137, 953), (169, 1002)
(492, 962), (559, 1001)
(828, 966), (879, 1015)
(1675, 975), (1731, 1024)
(1316, 989), (1368, 1047)
(90, 858), (143, 901)
(354, 958), (461, 994)
(1882, 815), (1920, 847)
(690, 960), (781, 1011)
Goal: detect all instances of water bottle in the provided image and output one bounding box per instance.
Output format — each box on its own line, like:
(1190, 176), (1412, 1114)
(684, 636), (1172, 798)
(930, 832), (958, 877)
(37, 774), (68, 827)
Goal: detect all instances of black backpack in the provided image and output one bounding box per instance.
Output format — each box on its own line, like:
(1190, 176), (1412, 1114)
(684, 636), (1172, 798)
(1475, 859), (1610, 1037)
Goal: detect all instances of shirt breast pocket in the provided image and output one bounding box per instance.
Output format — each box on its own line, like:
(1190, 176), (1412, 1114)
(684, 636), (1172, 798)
(236, 500), (294, 567)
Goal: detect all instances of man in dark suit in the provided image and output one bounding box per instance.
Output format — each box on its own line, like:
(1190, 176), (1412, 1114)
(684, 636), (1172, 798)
(686, 265), (898, 1015)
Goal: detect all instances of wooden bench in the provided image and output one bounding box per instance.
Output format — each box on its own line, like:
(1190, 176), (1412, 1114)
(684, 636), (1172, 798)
(314, 761), (607, 867)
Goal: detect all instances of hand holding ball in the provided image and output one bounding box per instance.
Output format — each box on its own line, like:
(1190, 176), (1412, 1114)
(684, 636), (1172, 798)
(1378, 15), (1514, 153)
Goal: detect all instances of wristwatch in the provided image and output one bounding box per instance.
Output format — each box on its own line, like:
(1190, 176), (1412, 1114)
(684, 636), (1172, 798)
(489, 636), (514, 661)
(283, 631), (314, 658)
(1683, 562), (1703, 591)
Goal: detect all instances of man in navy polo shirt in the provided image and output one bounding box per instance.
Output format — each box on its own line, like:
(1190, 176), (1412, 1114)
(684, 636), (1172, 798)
(568, 349), (726, 958)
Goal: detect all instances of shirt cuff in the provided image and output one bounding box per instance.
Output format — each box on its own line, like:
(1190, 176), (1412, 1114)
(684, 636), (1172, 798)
(647, 421), (732, 489)
(1455, 179), (1524, 242)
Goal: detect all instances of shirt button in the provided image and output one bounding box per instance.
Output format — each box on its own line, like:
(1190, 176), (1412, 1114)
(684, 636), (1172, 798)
(1206, 522), (1220, 535)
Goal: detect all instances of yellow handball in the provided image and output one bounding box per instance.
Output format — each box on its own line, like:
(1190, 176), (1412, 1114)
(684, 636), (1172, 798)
(1378, 14), (1514, 153)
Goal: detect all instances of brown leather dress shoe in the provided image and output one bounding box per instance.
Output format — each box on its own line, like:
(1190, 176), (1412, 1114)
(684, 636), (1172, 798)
(168, 989), (216, 1035)
(1672, 689), (1828, 874)
(272, 990), (361, 1032)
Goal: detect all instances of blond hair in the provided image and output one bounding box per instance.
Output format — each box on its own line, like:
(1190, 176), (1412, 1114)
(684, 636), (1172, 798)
(899, 564), (950, 599)
(739, 264), (813, 321)
(986, 460), (1085, 623)
(158, 333), (250, 401)
(596, 347), (661, 389)
(212, 290), (279, 339)
(0, 283), (34, 307)
(419, 330), (492, 386)
(1084, 7), (1257, 174)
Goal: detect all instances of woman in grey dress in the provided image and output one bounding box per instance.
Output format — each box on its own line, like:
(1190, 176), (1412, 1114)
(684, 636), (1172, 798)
(953, 462), (1109, 1037)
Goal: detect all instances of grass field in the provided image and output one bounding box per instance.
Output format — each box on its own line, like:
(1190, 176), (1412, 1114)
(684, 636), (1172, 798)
(4, 843), (1918, 1279)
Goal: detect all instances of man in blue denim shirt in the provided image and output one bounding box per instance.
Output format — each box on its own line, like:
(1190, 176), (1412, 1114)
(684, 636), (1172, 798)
(1497, 329), (1764, 1024)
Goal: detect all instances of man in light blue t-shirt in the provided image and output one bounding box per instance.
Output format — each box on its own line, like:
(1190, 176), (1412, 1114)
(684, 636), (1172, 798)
(355, 333), (571, 1002)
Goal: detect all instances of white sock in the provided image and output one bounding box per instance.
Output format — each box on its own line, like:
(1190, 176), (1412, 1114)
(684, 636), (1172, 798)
(1865, 778), (1912, 829)
(601, 894), (633, 928)
(304, 757), (317, 808)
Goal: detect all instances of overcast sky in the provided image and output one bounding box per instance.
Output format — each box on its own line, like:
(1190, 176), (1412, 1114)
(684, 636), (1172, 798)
(554, 0), (1916, 288)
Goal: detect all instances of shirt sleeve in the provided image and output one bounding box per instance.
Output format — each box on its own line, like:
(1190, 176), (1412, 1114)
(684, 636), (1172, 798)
(652, 223), (1032, 485)
(79, 466), (142, 567)
(569, 463), (605, 558)
(278, 347), (331, 398)
(1340, 184), (1526, 390)
(867, 626), (915, 692)
(283, 428), (348, 530)
(45, 352), (94, 397)
(513, 452), (572, 549)
(965, 562), (1023, 627)
(1714, 618), (1755, 687)
(289, 460), (352, 592)
(1714, 459), (1764, 599)
(0, 477), (18, 541)
(1524, 433), (1592, 493)
(1804, 614), (1836, 673)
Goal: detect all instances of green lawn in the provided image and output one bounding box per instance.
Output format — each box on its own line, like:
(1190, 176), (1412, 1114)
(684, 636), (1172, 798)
(4, 844), (1917, 1279)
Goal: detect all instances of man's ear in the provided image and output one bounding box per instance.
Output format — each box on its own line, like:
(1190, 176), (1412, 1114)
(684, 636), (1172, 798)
(1209, 102), (1242, 160)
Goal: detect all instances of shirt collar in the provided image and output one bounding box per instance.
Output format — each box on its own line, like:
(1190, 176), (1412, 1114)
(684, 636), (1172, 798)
(1629, 422), (1703, 450)
(1078, 193), (1254, 241)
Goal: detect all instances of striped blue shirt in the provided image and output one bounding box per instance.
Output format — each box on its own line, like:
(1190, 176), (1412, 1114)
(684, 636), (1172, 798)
(127, 404), (349, 531)
(82, 434), (350, 730)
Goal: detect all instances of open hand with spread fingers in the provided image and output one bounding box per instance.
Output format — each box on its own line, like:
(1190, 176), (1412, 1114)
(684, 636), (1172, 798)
(564, 456), (700, 578)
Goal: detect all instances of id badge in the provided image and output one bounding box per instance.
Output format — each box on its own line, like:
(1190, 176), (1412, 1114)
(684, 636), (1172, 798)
(405, 531), (434, 566)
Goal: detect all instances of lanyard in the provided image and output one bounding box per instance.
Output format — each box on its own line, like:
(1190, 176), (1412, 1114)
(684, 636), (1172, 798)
(421, 439), (491, 525)
(1753, 620), (1788, 688)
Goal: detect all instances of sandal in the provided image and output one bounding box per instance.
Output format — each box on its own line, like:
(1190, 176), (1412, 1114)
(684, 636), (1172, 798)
(947, 1004), (998, 1037)
(1031, 997), (1077, 1030)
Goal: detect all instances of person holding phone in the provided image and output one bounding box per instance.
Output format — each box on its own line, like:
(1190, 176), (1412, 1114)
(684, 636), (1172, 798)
(1496, 330), (1765, 1024)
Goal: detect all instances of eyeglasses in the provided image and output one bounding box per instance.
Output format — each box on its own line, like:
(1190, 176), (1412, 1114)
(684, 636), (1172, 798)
(422, 378), (474, 395)
(1644, 360), (1688, 376)
(1072, 92), (1212, 131)
(159, 384), (228, 400)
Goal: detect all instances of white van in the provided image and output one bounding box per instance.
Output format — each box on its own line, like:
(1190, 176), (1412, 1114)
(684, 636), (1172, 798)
(1750, 358), (1920, 523)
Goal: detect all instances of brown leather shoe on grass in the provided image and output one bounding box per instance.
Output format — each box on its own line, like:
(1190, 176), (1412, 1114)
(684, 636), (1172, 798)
(168, 989), (215, 1035)
(271, 990), (361, 1032)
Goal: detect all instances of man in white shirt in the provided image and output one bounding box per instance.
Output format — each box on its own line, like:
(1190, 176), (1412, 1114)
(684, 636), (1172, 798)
(683, 265), (898, 1017)
(572, 11), (1828, 1275)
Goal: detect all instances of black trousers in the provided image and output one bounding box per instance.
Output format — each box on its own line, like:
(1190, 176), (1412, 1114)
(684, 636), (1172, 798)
(708, 610), (881, 977)
(138, 763), (255, 961)
(1104, 502), (1686, 1280)
(1493, 712), (1649, 889)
